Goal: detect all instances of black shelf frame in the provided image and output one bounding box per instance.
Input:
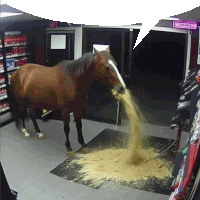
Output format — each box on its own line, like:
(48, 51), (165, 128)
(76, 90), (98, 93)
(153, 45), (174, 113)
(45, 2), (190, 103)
(0, 30), (29, 121)
(0, 30), (10, 113)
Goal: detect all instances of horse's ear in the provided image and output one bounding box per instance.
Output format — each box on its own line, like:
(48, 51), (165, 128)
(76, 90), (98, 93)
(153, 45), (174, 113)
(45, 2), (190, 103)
(94, 48), (99, 55)
(106, 47), (110, 53)
(94, 47), (105, 60)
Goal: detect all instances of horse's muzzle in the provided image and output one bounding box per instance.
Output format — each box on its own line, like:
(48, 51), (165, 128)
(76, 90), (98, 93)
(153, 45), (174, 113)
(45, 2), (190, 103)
(114, 85), (126, 94)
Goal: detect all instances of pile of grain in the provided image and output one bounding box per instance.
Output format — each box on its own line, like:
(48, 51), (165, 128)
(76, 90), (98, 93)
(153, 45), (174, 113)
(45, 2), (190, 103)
(69, 89), (172, 186)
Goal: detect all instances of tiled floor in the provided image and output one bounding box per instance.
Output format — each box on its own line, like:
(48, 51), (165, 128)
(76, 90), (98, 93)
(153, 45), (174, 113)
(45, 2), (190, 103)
(1, 116), (190, 200)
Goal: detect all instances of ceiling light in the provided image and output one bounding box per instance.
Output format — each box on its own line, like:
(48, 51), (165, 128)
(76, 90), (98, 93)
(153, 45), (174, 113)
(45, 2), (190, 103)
(0, 12), (23, 18)
(161, 17), (180, 21)
(0, 1), (6, 5)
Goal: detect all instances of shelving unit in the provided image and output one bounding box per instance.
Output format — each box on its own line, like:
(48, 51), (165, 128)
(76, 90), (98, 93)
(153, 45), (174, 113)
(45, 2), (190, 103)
(169, 75), (200, 200)
(0, 31), (29, 117)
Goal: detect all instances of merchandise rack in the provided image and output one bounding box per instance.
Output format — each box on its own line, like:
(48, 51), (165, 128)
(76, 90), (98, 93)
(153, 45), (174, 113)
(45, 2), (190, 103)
(169, 86), (200, 199)
(0, 31), (29, 117)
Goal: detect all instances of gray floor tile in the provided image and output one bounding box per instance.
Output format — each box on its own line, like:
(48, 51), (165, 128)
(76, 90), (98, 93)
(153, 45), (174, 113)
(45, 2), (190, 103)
(58, 191), (81, 200)
(6, 171), (33, 190)
(34, 191), (58, 200)
(70, 184), (95, 198)
(23, 185), (43, 198)
(16, 190), (34, 200)
(6, 178), (22, 193)
(32, 173), (62, 191)
(55, 179), (79, 191)
(1, 163), (14, 175)
(135, 190), (170, 200)
(121, 188), (143, 200)
(45, 184), (66, 198)
(98, 182), (131, 199)
(86, 190), (111, 200)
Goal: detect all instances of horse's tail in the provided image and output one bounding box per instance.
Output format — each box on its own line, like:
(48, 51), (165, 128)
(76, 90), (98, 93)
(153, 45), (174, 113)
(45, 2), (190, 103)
(9, 83), (29, 130)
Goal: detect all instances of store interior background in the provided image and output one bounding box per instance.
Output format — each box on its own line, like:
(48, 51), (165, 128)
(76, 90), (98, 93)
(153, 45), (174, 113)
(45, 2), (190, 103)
(1, 3), (200, 200)
(1, 3), (200, 127)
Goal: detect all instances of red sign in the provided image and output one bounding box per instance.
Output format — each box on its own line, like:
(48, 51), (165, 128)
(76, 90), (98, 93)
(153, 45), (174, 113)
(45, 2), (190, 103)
(49, 21), (57, 28)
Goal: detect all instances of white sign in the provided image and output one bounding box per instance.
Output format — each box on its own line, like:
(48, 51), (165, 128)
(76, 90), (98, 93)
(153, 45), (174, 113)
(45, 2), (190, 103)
(51, 35), (66, 49)
(93, 44), (109, 53)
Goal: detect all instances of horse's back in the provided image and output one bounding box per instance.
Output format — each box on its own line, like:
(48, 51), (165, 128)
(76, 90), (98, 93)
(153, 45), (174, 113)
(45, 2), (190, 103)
(10, 63), (76, 110)
(11, 64), (58, 98)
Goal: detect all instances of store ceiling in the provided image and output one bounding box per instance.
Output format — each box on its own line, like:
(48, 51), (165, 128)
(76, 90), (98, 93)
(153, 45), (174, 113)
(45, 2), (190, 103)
(171, 6), (200, 22)
(0, 4), (46, 23)
(1, 3), (200, 24)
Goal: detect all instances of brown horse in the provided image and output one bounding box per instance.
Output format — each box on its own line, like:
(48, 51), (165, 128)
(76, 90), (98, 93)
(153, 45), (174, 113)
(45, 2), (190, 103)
(9, 47), (126, 151)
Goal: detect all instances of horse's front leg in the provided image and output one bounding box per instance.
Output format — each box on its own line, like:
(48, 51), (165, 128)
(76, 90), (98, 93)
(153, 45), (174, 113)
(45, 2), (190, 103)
(29, 104), (45, 140)
(62, 108), (72, 151)
(30, 115), (46, 140)
(73, 109), (87, 149)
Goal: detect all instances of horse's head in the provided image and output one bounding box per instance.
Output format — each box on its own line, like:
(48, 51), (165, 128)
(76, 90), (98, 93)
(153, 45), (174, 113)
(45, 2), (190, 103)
(92, 47), (126, 94)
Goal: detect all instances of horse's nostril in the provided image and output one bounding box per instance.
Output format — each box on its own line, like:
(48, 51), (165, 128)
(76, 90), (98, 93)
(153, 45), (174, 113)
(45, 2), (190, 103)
(121, 87), (125, 93)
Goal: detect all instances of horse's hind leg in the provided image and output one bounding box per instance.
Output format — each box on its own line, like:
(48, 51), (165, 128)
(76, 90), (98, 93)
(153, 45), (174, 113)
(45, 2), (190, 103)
(30, 115), (46, 140)
(18, 100), (31, 139)
(21, 117), (31, 139)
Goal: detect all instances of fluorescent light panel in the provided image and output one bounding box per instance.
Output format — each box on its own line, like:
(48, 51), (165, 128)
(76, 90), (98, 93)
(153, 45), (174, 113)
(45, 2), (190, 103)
(161, 17), (180, 21)
(0, 1), (6, 5)
(1, 12), (23, 18)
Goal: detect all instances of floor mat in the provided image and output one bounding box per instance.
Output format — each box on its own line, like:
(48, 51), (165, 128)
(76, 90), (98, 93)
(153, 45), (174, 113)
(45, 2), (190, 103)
(51, 128), (175, 195)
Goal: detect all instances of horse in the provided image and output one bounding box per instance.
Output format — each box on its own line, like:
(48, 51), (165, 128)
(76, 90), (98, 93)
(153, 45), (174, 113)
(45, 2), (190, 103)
(9, 47), (126, 151)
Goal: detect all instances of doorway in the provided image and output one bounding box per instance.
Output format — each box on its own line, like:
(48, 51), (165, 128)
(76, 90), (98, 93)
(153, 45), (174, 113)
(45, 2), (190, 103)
(46, 31), (74, 67)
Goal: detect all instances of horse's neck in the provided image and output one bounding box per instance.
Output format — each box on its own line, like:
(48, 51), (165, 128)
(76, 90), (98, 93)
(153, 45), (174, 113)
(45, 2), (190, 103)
(76, 74), (94, 96)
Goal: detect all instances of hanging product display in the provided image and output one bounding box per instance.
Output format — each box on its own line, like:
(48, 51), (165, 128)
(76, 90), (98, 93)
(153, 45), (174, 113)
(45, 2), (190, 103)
(169, 66), (200, 200)
(170, 66), (200, 131)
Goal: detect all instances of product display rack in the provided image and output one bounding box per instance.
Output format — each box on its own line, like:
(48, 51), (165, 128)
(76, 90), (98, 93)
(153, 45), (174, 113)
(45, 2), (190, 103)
(0, 31), (29, 116)
(169, 70), (200, 200)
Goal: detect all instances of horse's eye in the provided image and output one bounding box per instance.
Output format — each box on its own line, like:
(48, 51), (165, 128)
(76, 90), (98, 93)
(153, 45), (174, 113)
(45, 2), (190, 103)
(105, 66), (110, 71)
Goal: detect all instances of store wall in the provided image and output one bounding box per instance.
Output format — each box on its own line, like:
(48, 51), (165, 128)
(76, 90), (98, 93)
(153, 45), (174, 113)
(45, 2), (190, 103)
(190, 29), (200, 70)
(2, 20), (70, 65)
(132, 21), (200, 72)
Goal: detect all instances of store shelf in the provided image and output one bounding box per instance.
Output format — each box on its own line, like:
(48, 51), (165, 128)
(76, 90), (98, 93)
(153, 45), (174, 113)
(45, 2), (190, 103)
(0, 95), (8, 100)
(5, 43), (27, 47)
(7, 66), (20, 72)
(0, 44), (26, 48)
(0, 83), (6, 89)
(0, 107), (10, 115)
(0, 53), (27, 60)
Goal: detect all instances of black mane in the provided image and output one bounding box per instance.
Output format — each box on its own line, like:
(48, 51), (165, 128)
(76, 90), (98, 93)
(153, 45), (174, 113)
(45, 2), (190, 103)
(57, 52), (95, 76)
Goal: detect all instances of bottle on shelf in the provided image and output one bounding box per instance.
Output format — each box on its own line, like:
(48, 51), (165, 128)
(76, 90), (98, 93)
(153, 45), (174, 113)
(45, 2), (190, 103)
(0, 102), (10, 112)
(5, 33), (27, 46)
(0, 63), (4, 71)
(0, 75), (6, 83)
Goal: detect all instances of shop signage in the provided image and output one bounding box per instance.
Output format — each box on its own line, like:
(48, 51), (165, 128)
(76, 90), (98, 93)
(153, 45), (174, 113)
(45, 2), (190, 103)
(173, 20), (198, 30)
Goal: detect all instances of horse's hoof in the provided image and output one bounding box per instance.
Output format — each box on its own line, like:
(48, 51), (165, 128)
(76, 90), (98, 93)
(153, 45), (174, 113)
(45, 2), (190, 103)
(67, 147), (72, 151)
(25, 135), (31, 139)
(37, 133), (46, 140)
(22, 128), (31, 139)
(66, 150), (75, 156)
(81, 143), (88, 148)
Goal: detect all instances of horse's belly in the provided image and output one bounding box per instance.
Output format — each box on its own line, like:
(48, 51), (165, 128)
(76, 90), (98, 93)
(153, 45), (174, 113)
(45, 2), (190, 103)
(31, 100), (57, 110)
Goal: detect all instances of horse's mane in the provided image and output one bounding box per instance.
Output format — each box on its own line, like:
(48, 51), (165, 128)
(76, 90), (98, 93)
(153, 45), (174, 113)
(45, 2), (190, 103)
(57, 52), (95, 77)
